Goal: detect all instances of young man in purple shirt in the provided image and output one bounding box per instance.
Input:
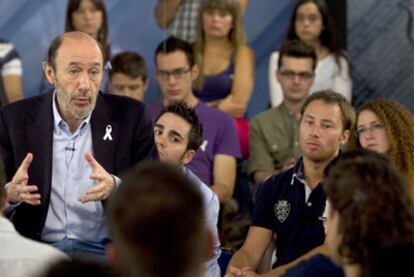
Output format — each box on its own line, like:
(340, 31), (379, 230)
(149, 36), (240, 204)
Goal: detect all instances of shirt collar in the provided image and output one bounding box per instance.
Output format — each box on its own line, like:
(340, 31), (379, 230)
(290, 157), (305, 185)
(290, 155), (333, 187)
(52, 91), (92, 135)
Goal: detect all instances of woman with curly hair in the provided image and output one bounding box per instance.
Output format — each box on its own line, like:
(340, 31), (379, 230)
(348, 98), (414, 198)
(323, 149), (414, 277)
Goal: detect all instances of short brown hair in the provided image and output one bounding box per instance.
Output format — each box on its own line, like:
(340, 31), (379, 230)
(300, 90), (355, 131)
(107, 162), (205, 277)
(109, 51), (148, 81)
(278, 39), (317, 71)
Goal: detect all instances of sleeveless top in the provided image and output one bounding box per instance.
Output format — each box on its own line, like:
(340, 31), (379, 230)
(195, 57), (235, 102)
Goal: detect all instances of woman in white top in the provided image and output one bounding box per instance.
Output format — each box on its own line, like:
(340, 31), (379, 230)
(269, 0), (351, 107)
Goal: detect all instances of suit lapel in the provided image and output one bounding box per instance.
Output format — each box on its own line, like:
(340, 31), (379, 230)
(26, 93), (54, 203)
(91, 93), (117, 173)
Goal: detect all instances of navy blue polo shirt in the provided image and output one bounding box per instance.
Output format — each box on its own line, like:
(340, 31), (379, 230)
(281, 254), (344, 277)
(252, 158), (326, 268)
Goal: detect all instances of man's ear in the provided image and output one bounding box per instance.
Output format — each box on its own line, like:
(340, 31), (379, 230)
(191, 64), (199, 81)
(143, 79), (149, 91)
(340, 129), (350, 146)
(181, 149), (196, 166)
(43, 61), (56, 85)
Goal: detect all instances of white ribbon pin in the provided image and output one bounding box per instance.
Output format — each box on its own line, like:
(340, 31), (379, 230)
(103, 125), (113, 141)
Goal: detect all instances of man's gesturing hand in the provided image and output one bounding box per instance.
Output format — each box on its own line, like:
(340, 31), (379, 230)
(7, 153), (41, 205)
(79, 152), (116, 203)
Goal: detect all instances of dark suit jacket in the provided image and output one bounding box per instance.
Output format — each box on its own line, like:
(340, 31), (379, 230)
(0, 92), (158, 240)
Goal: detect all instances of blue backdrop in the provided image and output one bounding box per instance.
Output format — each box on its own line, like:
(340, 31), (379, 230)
(0, 0), (295, 117)
(2, 0), (412, 116)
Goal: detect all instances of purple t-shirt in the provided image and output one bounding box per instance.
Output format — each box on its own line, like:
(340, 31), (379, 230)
(149, 100), (241, 185)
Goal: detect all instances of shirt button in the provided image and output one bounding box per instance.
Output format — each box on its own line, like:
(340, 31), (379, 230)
(307, 202), (312, 207)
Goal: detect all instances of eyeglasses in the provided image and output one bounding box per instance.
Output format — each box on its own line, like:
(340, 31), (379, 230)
(279, 70), (314, 81)
(156, 68), (191, 80)
(356, 122), (384, 137)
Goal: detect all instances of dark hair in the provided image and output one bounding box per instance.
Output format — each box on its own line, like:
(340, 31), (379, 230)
(44, 260), (117, 277)
(286, 0), (349, 71)
(300, 90), (355, 131)
(347, 99), (414, 187)
(154, 36), (195, 68)
(109, 51), (148, 81)
(47, 32), (104, 71)
(323, 149), (414, 265)
(278, 39), (317, 71)
(65, 0), (110, 60)
(156, 101), (203, 151)
(107, 162), (205, 277)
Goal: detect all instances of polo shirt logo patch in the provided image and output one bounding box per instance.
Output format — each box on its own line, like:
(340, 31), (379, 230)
(274, 200), (290, 223)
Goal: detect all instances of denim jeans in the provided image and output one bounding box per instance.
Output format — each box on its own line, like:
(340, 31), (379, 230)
(50, 238), (108, 262)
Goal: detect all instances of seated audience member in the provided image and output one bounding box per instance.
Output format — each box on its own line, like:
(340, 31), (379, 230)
(43, 260), (117, 277)
(154, 101), (221, 277)
(40, 0), (117, 94)
(109, 51), (148, 101)
(249, 40), (316, 184)
(149, 36), (241, 204)
(0, 38), (24, 105)
(193, 0), (254, 118)
(107, 162), (207, 277)
(154, 0), (248, 43)
(226, 91), (355, 276)
(193, 0), (254, 157)
(323, 149), (414, 277)
(347, 98), (414, 198)
(282, 149), (414, 277)
(0, 175), (68, 277)
(269, 0), (351, 107)
(0, 32), (157, 260)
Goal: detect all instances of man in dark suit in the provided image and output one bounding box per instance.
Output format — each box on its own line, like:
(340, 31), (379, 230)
(0, 31), (157, 260)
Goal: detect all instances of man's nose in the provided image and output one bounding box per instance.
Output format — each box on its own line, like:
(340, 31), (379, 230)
(309, 124), (321, 137)
(78, 73), (91, 91)
(167, 74), (177, 84)
(292, 74), (301, 84)
(155, 135), (166, 147)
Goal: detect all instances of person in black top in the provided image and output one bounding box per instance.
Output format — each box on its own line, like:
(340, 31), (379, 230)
(226, 90), (355, 277)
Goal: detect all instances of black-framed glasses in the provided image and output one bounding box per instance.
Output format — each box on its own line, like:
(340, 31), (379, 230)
(156, 68), (191, 80)
(356, 122), (384, 137)
(279, 70), (314, 81)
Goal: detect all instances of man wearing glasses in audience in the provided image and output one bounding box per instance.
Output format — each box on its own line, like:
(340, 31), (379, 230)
(248, 40), (316, 185)
(148, 36), (240, 205)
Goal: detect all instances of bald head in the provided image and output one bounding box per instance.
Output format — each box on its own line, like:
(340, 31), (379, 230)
(47, 31), (104, 70)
